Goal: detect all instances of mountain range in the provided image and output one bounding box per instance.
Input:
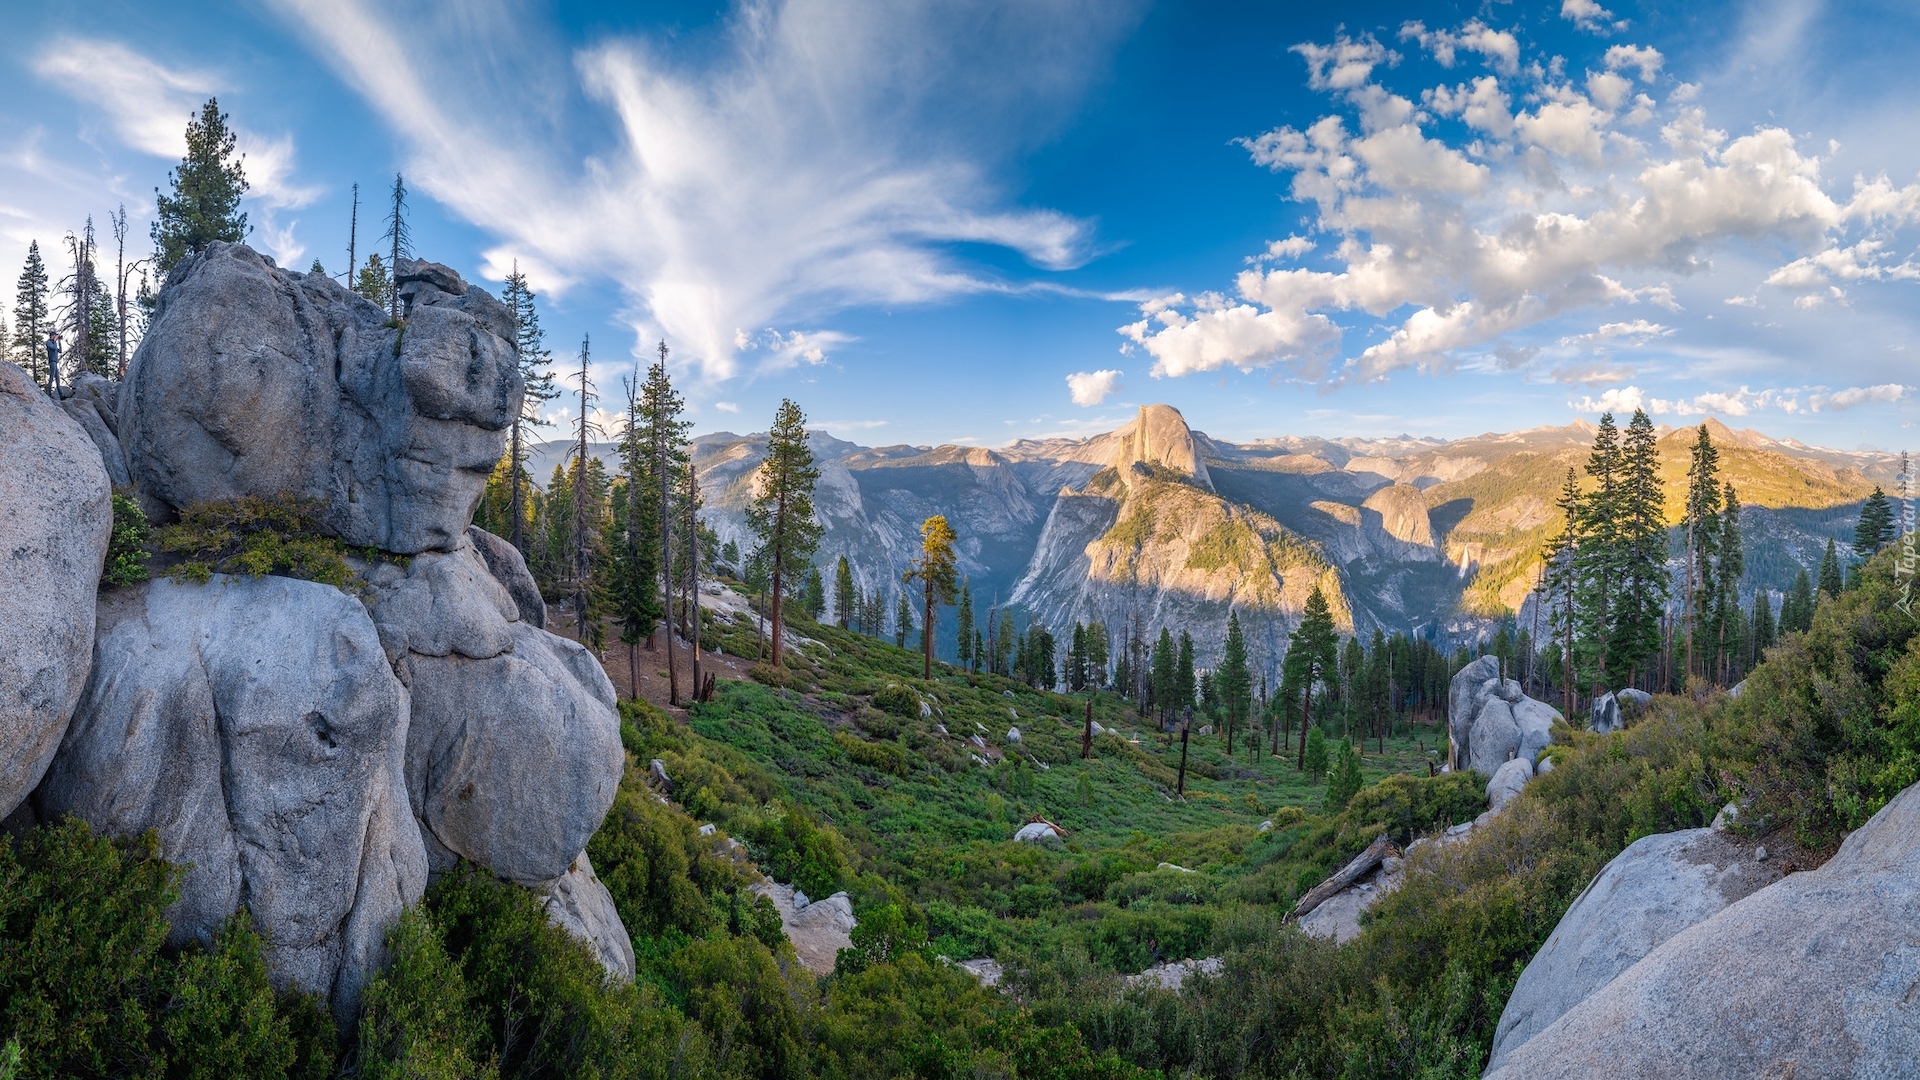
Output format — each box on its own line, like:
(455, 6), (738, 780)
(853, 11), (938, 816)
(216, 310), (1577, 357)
(532, 406), (1900, 669)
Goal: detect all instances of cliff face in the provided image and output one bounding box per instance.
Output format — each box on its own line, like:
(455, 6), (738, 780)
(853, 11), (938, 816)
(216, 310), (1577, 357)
(1009, 406), (1349, 666)
(539, 404), (1891, 656)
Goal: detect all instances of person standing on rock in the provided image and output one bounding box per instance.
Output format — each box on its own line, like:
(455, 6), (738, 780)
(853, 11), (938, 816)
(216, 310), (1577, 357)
(44, 330), (62, 397)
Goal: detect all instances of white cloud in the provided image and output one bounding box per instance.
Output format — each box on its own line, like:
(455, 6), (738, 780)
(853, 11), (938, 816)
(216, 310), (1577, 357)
(33, 37), (320, 212)
(738, 328), (855, 374)
(1558, 319), (1673, 346)
(714, 401), (740, 413)
(272, 0), (1127, 383)
(1065, 368), (1124, 406)
(1604, 45), (1664, 82)
(1561, 0), (1621, 35)
(1812, 383), (1906, 411)
(1119, 20), (1920, 387)
(1571, 382), (1908, 417)
(1399, 20), (1519, 76)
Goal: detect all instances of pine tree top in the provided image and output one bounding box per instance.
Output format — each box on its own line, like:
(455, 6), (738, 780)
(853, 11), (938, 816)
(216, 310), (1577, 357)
(152, 99), (249, 274)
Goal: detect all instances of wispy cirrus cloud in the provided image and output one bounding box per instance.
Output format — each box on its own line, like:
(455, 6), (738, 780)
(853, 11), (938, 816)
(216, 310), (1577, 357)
(270, 0), (1140, 383)
(33, 36), (323, 264)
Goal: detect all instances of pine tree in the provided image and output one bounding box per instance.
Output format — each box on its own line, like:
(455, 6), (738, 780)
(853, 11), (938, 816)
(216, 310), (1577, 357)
(382, 174), (410, 321)
(1218, 612), (1252, 756)
(1783, 567), (1816, 634)
(1611, 410), (1668, 686)
(1818, 537), (1842, 599)
(1176, 632), (1197, 721)
(355, 253), (390, 309)
(502, 265), (558, 556)
(152, 99), (248, 274)
(12, 241), (51, 390)
(608, 386), (662, 698)
(1750, 588), (1775, 665)
(1289, 586), (1340, 771)
(1539, 466), (1582, 718)
(746, 399), (823, 666)
(1304, 725), (1329, 784)
(955, 581), (975, 671)
(1325, 740), (1363, 811)
(567, 335), (600, 644)
(1573, 413), (1624, 694)
(904, 515), (959, 679)
(640, 342), (690, 701)
(1150, 628), (1177, 727)
(833, 557), (857, 629)
(1068, 623), (1088, 692)
(1085, 622), (1110, 688)
(995, 610), (1016, 676)
(893, 589), (913, 649)
(1855, 487), (1896, 558)
(1682, 424), (1723, 687)
(802, 567), (826, 619)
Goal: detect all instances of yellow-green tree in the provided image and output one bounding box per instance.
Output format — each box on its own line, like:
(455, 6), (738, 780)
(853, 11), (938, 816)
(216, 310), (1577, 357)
(904, 516), (959, 680)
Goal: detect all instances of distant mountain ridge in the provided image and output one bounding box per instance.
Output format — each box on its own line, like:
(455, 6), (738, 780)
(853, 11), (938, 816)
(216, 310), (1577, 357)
(529, 408), (1897, 669)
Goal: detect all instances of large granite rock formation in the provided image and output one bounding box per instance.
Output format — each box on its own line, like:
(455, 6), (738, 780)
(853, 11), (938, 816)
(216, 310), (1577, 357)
(1359, 484), (1439, 562)
(1486, 781), (1920, 1078)
(1589, 687), (1652, 734)
(0, 360), (112, 821)
(37, 575), (425, 1024)
(4, 247), (633, 1023)
(1448, 655), (1559, 779)
(1484, 826), (1781, 1073)
(365, 542), (623, 884)
(121, 244), (521, 554)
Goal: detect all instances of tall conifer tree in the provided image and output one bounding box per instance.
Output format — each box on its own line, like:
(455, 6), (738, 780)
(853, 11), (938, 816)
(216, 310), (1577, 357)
(1288, 586), (1340, 771)
(382, 174), (410, 321)
(1218, 612), (1252, 756)
(502, 265), (558, 555)
(12, 242), (51, 389)
(1611, 410), (1668, 686)
(152, 99), (248, 274)
(1573, 413), (1623, 693)
(1682, 424), (1724, 685)
(746, 399), (822, 666)
(1818, 538), (1843, 599)
(640, 343), (690, 701)
(1855, 488), (1896, 558)
(904, 516), (958, 679)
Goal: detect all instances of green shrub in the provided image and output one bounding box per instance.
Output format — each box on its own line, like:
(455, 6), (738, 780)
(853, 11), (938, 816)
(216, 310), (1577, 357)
(0, 818), (332, 1080)
(1324, 740), (1364, 811)
(156, 494), (356, 588)
(103, 493), (151, 587)
(871, 683), (922, 718)
(833, 731), (908, 776)
(352, 906), (490, 1080)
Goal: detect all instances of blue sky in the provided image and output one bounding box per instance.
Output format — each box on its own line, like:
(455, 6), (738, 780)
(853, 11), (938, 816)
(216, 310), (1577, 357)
(4, 0), (1918, 450)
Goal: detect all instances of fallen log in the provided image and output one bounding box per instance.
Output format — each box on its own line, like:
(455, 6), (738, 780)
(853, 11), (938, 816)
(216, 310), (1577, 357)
(1287, 831), (1394, 922)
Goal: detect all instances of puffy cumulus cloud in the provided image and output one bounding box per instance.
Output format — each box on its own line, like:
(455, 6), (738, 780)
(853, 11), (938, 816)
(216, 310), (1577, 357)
(1561, 0), (1626, 35)
(273, 0), (1132, 382)
(1603, 44), (1664, 82)
(1065, 368), (1124, 407)
(1119, 19), (1920, 387)
(1571, 383), (1909, 417)
(1399, 20), (1520, 75)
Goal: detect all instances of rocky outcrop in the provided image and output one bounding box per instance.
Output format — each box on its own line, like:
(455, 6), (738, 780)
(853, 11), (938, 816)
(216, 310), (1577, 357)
(1589, 687), (1651, 734)
(0, 360), (113, 820)
(467, 524), (546, 628)
(1450, 657), (1548, 772)
(536, 851), (636, 981)
(753, 881), (856, 974)
(1359, 484), (1439, 562)
(1486, 757), (1534, 811)
(57, 372), (133, 488)
(36, 575), (425, 1024)
(1486, 781), (1920, 1078)
(1485, 826), (1781, 1074)
(1447, 655), (1561, 806)
(365, 543), (623, 884)
(121, 244), (521, 553)
(1110, 404), (1213, 491)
